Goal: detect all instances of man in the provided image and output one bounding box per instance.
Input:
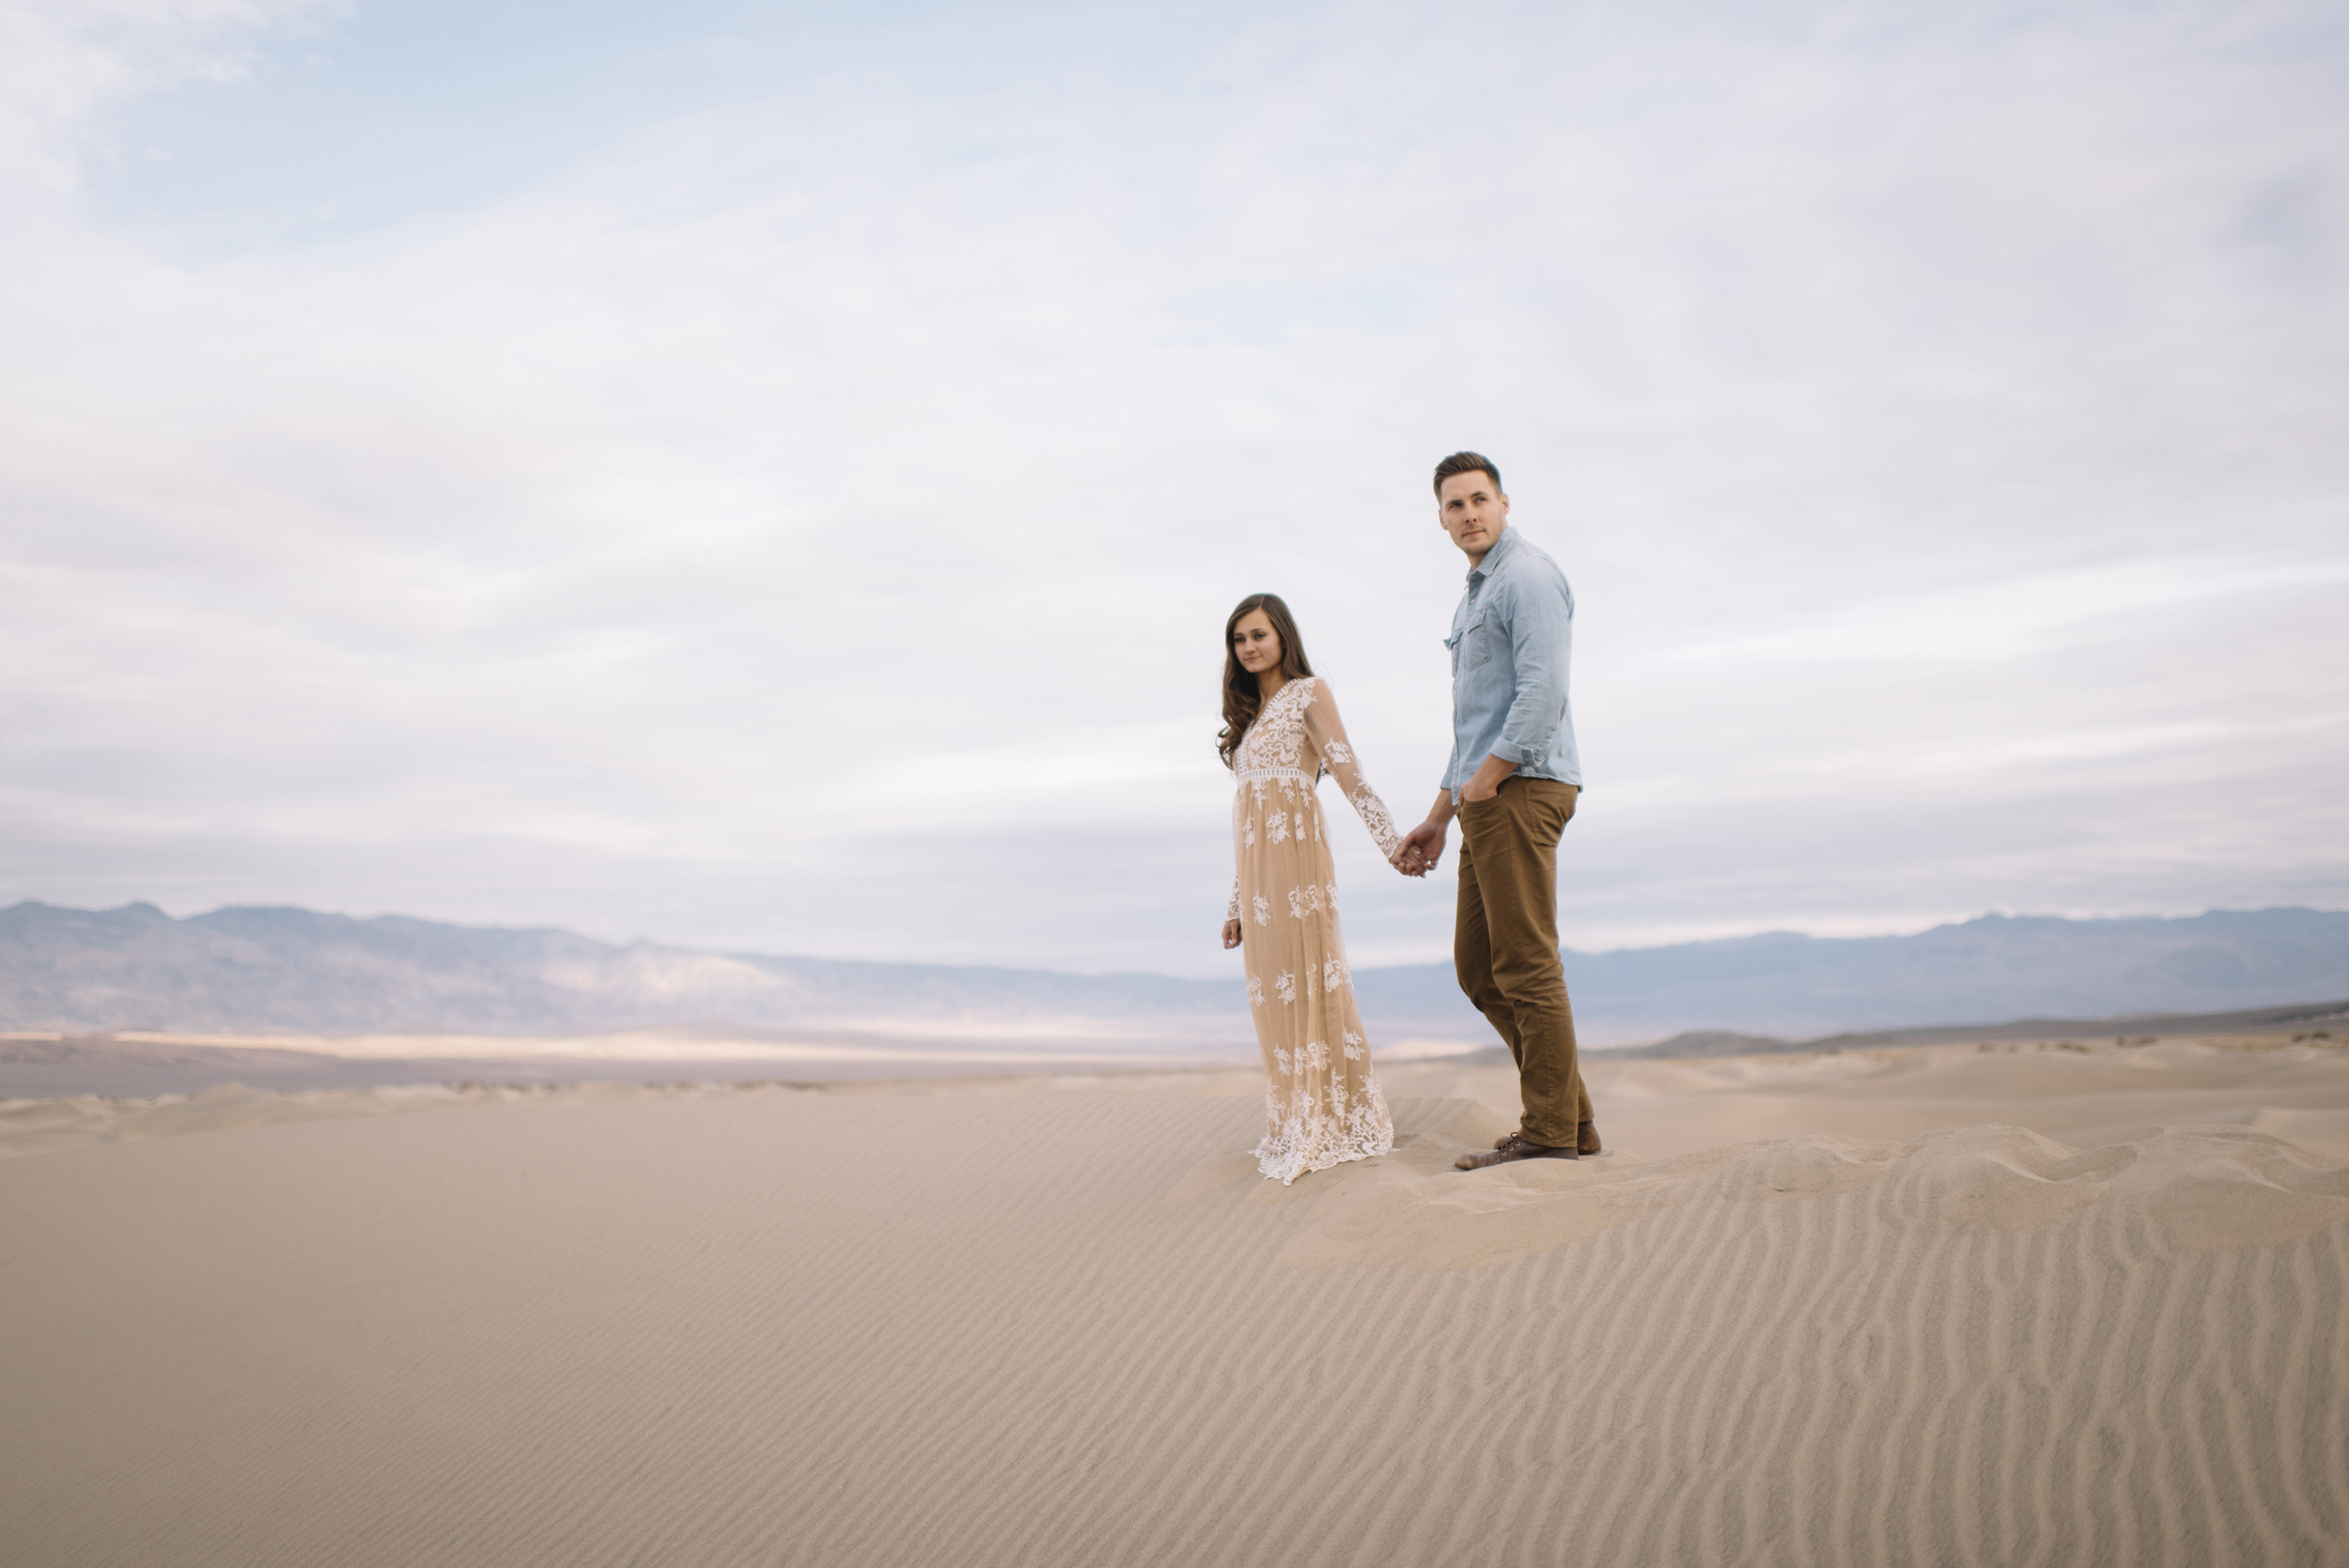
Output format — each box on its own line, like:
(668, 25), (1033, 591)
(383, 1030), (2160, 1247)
(1396, 452), (1599, 1168)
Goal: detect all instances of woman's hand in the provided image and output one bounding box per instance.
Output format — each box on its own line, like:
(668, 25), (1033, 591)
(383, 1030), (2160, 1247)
(1222, 919), (1242, 949)
(1397, 819), (1445, 875)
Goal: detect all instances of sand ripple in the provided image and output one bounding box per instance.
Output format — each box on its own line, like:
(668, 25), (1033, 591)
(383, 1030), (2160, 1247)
(0, 1090), (2341, 1565)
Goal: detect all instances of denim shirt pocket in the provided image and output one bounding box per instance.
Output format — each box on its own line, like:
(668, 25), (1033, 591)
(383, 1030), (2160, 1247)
(1459, 608), (1495, 670)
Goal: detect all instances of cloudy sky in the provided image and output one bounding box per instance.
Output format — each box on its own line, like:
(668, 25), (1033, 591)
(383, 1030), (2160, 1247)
(3, 0), (2343, 975)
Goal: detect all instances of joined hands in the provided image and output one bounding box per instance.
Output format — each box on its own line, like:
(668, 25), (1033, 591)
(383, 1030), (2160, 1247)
(1231, 779), (1472, 949)
(1393, 757), (1506, 876)
(1393, 817), (1446, 877)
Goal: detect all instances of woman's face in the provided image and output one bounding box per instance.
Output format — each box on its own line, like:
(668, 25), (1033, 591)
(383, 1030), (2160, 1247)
(1232, 609), (1283, 675)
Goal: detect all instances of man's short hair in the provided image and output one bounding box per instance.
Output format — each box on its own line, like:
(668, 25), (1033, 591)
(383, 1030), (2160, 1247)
(1433, 451), (1501, 498)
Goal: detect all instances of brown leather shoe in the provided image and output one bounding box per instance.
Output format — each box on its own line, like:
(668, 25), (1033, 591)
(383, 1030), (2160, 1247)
(1493, 1123), (1603, 1154)
(1456, 1135), (1578, 1170)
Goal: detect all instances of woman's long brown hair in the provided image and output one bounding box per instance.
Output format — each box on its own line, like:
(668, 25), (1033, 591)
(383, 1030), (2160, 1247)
(1218, 593), (1315, 768)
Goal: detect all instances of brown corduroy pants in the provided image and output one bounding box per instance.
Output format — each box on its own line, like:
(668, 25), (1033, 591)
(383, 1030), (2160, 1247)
(1455, 777), (1592, 1147)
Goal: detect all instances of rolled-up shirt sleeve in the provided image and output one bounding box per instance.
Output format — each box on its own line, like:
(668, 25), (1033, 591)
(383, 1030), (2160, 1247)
(1490, 574), (1572, 766)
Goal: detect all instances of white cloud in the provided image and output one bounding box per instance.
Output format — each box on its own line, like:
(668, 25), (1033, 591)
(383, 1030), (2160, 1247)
(1, 0), (2344, 973)
(0, 0), (334, 186)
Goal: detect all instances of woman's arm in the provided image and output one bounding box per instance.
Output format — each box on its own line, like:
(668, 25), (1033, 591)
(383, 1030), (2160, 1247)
(1299, 681), (1405, 866)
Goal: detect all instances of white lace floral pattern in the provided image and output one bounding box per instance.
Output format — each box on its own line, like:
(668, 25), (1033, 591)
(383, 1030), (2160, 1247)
(1349, 786), (1399, 860)
(1254, 1074), (1392, 1188)
(1224, 676), (1398, 1184)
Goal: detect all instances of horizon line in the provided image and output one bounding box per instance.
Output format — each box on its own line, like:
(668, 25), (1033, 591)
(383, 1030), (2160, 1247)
(6, 896), (2341, 981)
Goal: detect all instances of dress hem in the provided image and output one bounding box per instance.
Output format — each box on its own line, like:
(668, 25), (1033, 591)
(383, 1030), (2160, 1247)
(1253, 1135), (1393, 1188)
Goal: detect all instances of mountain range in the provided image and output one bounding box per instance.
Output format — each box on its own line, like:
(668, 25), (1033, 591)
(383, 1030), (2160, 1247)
(4, 900), (2345, 1048)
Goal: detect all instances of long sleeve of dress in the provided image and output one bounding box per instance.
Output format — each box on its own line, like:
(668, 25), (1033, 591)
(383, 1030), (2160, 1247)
(1227, 874), (1241, 921)
(1300, 682), (1402, 861)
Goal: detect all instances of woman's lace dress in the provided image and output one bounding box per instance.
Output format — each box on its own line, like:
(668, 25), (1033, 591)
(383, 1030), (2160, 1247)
(1226, 677), (1400, 1184)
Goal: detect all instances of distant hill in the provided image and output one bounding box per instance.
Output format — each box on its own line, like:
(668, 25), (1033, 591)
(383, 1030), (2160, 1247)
(1616, 999), (2349, 1061)
(0, 901), (1239, 1040)
(2, 901), (2345, 1047)
(1361, 908), (2349, 1042)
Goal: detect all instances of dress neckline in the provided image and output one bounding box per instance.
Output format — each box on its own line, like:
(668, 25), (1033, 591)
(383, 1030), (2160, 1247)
(1240, 676), (1319, 768)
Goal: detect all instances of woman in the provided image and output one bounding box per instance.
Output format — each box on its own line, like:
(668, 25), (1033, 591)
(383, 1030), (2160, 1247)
(1219, 593), (1407, 1184)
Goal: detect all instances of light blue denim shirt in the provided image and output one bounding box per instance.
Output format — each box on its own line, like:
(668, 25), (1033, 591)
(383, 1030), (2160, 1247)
(1443, 525), (1582, 799)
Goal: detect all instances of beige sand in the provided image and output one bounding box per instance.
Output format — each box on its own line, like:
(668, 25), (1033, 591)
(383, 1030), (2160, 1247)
(1465, 1032), (2349, 1159)
(3, 1039), (2345, 1565)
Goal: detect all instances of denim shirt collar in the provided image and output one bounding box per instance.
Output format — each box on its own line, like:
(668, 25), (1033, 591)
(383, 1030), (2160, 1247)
(1466, 524), (1520, 592)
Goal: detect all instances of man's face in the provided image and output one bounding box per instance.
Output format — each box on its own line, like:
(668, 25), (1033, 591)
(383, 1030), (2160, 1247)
(1437, 471), (1510, 561)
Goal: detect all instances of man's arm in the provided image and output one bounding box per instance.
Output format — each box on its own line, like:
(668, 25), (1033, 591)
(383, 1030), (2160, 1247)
(1492, 572), (1571, 768)
(1396, 789), (1453, 875)
(1459, 752), (1517, 802)
(1397, 751), (1519, 872)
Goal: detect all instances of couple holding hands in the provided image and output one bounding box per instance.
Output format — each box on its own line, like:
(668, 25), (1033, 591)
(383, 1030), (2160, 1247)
(1220, 450), (1599, 1185)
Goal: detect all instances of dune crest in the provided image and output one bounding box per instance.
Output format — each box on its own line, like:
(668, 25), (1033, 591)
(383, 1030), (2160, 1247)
(0, 1079), (749, 1158)
(2130, 1126), (2349, 1250)
(0, 1081), (444, 1157)
(1236, 1108), (2349, 1271)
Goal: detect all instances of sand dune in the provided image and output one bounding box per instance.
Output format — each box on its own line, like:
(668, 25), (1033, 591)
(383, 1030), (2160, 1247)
(3, 1045), (2345, 1565)
(1459, 1033), (2349, 1160)
(0, 1079), (692, 1159)
(0, 1027), (1267, 1102)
